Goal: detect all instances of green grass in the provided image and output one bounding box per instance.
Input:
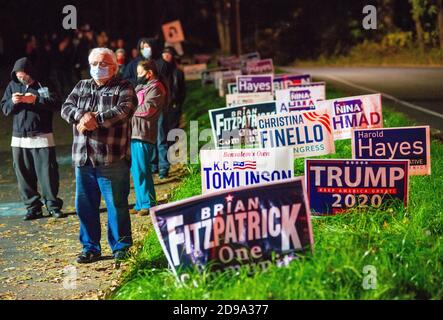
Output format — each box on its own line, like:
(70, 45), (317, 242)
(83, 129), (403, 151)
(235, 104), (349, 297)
(111, 81), (443, 300)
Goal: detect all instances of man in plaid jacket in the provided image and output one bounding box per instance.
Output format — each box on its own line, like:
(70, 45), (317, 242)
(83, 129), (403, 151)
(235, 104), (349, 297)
(61, 47), (137, 264)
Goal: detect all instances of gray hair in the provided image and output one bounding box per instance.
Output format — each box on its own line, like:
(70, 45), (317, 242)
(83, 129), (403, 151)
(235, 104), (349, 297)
(88, 47), (118, 74)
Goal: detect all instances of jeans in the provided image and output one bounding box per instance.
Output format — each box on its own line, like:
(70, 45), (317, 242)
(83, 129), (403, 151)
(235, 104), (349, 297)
(75, 159), (132, 254)
(131, 140), (156, 210)
(151, 112), (170, 175)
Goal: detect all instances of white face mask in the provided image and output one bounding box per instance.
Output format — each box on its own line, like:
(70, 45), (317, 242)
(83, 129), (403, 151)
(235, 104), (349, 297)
(141, 47), (152, 59)
(90, 65), (110, 80)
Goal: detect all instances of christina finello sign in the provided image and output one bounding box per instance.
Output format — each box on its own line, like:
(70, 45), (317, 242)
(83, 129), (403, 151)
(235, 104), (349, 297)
(305, 159), (409, 215)
(317, 93), (383, 140)
(351, 126), (431, 176)
(150, 177), (314, 280)
(257, 109), (335, 158)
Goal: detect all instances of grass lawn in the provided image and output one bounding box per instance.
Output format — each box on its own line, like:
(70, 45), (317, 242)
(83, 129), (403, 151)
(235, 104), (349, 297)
(111, 80), (443, 300)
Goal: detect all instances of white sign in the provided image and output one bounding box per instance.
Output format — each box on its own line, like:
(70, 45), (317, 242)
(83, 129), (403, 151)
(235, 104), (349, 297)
(226, 92), (274, 108)
(316, 94), (383, 140)
(257, 108), (336, 158)
(276, 82), (326, 113)
(200, 148), (295, 194)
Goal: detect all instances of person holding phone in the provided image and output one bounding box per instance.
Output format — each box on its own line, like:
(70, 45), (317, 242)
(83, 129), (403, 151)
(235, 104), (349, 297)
(0, 57), (64, 220)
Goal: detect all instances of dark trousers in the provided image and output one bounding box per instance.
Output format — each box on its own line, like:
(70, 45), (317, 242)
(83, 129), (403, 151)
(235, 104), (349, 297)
(12, 147), (63, 212)
(151, 112), (170, 174)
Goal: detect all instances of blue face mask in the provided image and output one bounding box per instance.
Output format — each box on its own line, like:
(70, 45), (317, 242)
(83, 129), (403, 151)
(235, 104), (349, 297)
(141, 47), (152, 59)
(90, 65), (109, 80)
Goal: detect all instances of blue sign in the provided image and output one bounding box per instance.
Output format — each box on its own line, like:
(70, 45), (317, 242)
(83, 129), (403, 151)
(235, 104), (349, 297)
(150, 178), (313, 279)
(305, 159), (409, 215)
(209, 101), (276, 148)
(352, 126), (431, 176)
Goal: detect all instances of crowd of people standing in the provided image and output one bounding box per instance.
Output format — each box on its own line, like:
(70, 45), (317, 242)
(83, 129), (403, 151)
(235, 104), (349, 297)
(1, 25), (186, 264)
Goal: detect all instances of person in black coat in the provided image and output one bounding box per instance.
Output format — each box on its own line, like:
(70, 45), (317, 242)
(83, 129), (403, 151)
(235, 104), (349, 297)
(124, 37), (173, 178)
(0, 57), (64, 220)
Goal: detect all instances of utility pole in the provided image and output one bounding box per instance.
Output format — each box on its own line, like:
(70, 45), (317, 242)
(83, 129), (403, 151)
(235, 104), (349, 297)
(235, 0), (242, 55)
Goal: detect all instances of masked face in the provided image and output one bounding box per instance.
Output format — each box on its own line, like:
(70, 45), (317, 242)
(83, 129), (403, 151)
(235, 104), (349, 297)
(141, 47), (152, 59)
(90, 65), (110, 80)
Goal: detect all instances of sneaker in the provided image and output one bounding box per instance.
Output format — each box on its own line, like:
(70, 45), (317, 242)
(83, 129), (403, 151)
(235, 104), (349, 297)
(129, 208), (139, 215)
(138, 209), (150, 216)
(76, 251), (101, 264)
(114, 250), (130, 262)
(48, 209), (66, 219)
(159, 171), (169, 179)
(23, 209), (43, 221)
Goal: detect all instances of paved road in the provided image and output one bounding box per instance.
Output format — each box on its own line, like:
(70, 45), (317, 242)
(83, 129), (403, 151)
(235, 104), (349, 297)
(283, 67), (443, 134)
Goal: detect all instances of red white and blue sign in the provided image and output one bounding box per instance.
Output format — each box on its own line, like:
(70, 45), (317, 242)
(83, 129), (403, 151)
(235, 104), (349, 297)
(273, 74), (311, 91)
(151, 178), (314, 279)
(352, 126), (431, 176)
(305, 159), (409, 215)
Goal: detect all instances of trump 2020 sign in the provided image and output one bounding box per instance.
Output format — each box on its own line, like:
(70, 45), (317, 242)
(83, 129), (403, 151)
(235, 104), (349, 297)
(351, 126), (431, 176)
(305, 159), (409, 215)
(150, 178), (314, 279)
(317, 93), (383, 140)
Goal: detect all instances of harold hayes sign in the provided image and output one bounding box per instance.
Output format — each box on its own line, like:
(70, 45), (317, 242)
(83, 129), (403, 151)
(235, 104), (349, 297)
(351, 126), (431, 176)
(209, 101), (276, 148)
(150, 178), (314, 279)
(305, 159), (409, 215)
(236, 75), (273, 94)
(200, 148), (294, 194)
(317, 94), (383, 140)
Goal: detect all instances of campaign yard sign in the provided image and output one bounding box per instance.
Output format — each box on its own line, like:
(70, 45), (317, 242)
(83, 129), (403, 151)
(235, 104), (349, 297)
(276, 82), (326, 113)
(305, 159), (409, 215)
(200, 148), (294, 194)
(201, 67), (229, 85)
(150, 177), (314, 279)
(209, 101), (276, 148)
(352, 126), (431, 176)
(218, 55), (241, 69)
(273, 74), (311, 91)
(226, 92), (274, 108)
(162, 20), (185, 43)
(236, 75), (274, 94)
(317, 93), (383, 140)
(227, 82), (238, 94)
(183, 63), (207, 80)
(257, 109), (335, 158)
(245, 58), (274, 75)
(214, 70), (242, 90)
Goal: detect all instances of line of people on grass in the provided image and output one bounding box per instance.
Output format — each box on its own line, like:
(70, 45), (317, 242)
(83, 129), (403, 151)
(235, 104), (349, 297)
(0, 38), (186, 264)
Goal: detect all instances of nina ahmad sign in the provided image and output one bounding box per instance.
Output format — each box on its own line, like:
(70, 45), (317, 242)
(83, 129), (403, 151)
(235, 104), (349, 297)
(316, 93), (383, 140)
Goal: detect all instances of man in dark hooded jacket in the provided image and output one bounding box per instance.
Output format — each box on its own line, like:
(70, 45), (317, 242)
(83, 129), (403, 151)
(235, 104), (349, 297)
(0, 57), (64, 220)
(123, 37), (172, 178)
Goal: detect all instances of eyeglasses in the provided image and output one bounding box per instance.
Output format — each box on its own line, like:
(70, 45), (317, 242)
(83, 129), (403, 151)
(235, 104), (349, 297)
(90, 61), (112, 67)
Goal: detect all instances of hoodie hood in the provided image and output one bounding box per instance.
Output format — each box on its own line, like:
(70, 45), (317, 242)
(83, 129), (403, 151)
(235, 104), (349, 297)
(11, 57), (37, 83)
(137, 37), (161, 60)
